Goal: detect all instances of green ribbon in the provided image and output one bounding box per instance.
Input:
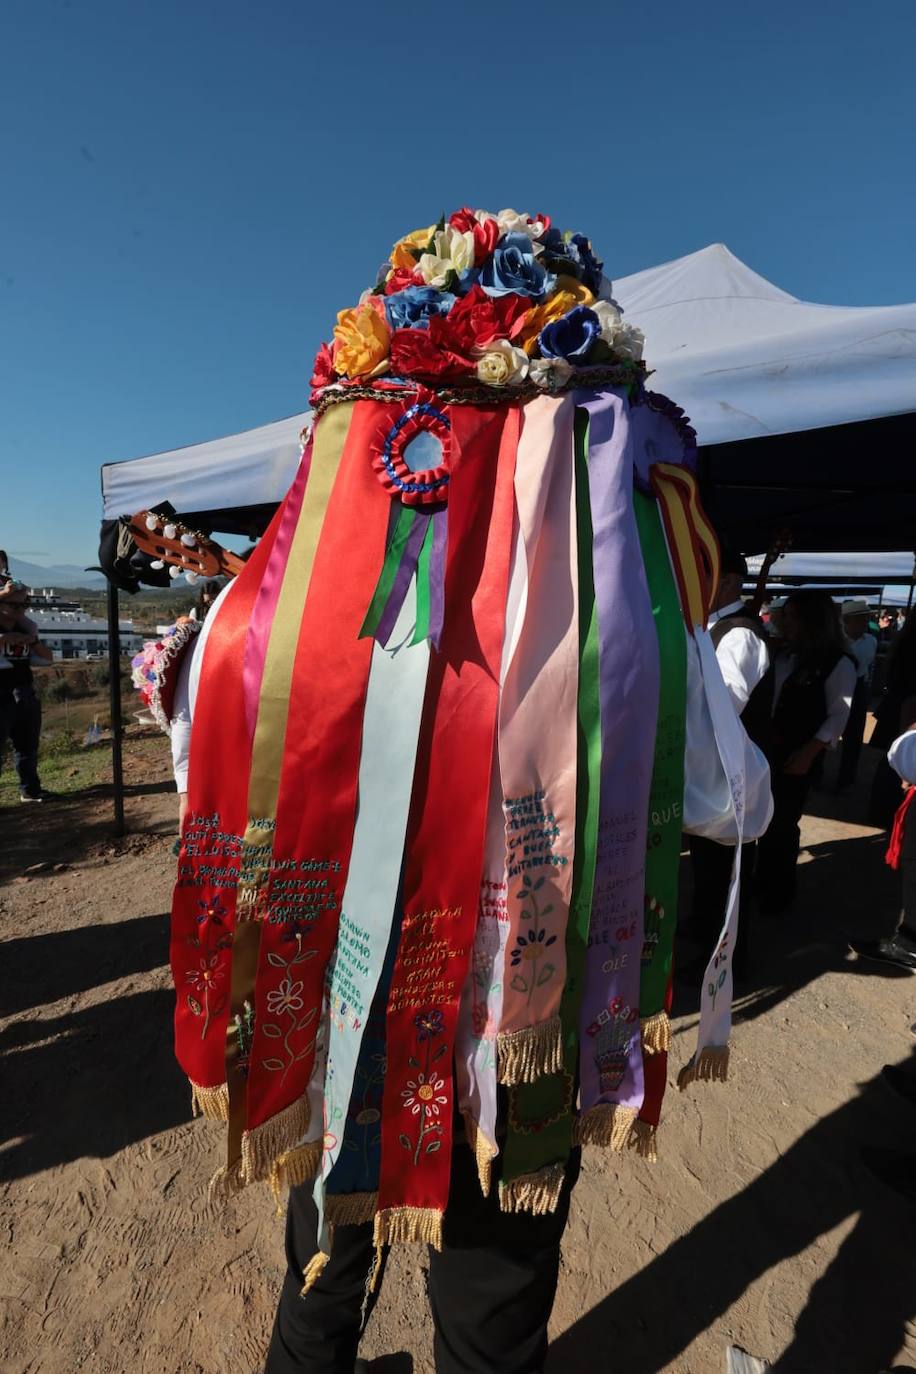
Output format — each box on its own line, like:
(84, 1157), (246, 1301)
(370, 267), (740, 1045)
(500, 408), (602, 1188)
(359, 503), (419, 641)
(634, 489), (687, 1018)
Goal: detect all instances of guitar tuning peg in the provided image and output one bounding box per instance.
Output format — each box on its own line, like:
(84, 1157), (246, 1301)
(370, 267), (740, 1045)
(145, 515), (159, 531)
(185, 571), (200, 585)
(150, 559), (165, 570)
(164, 523), (178, 540)
(169, 565), (180, 579)
(180, 532), (197, 548)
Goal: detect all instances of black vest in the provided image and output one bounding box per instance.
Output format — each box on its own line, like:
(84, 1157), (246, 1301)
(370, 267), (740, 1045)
(710, 610), (773, 754)
(771, 648), (850, 765)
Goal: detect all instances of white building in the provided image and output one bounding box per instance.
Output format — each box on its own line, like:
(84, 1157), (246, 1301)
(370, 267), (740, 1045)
(26, 589), (145, 660)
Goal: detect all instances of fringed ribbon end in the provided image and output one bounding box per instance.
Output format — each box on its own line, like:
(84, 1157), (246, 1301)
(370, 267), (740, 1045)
(325, 1191), (379, 1228)
(677, 1044), (730, 1091)
(573, 1104), (639, 1152)
(496, 1015), (563, 1086)
(372, 1206), (444, 1251)
(240, 1095), (310, 1185)
(191, 1080), (229, 1121)
(640, 1011), (671, 1056)
(498, 1163), (565, 1216)
(269, 1140), (322, 1202)
(461, 1110), (498, 1198)
(207, 1159), (246, 1205)
(628, 1118), (658, 1163)
(300, 1250), (330, 1297)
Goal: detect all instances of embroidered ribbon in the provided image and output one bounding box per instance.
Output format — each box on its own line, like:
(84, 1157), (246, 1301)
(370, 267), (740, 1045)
(240, 401), (394, 1181)
(316, 578), (431, 1236)
(576, 391), (659, 1148)
(375, 404), (519, 1253)
(171, 479), (304, 1110)
(499, 406), (600, 1213)
(496, 394), (579, 1086)
(632, 487), (687, 1158)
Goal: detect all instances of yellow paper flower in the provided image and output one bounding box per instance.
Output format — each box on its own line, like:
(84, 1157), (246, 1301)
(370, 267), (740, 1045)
(513, 275), (596, 355)
(390, 225), (436, 271)
(333, 304), (390, 379)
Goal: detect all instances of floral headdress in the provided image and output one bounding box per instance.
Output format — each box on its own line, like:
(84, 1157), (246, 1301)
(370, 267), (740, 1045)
(310, 207), (646, 407)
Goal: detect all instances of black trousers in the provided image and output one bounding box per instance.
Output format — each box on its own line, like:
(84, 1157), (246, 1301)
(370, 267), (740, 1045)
(265, 1141), (580, 1374)
(0, 684), (42, 795)
(838, 678), (868, 787)
(688, 834), (755, 977)
(755, 771), (811, 910)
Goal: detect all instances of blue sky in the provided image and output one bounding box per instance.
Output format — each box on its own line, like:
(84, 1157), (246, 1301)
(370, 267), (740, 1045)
(2, 0), (915, 568)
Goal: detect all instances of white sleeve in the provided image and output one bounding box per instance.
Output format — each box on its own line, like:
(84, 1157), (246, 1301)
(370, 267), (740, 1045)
(815, 657), (857, 746)
(170, 646), (194, 793)
(714, 627), (770, 712)
(888, 729), (916, 785)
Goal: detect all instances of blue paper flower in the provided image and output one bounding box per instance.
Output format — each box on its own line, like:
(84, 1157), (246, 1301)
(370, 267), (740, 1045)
(540, 230), (605, 295)
(538, 305), (601, 363)
(569, 234), (605, 294)
(384, 285), (456, 332)
(479, 232), (555, 301)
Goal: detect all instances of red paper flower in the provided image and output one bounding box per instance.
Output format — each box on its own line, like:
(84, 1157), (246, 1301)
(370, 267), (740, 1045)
(431, 285), (529, 354)
(389, 327), (474, 381)
(310, 341), (337, 390)
(449, 207), (501, 265)
(383, 266), (425, 296)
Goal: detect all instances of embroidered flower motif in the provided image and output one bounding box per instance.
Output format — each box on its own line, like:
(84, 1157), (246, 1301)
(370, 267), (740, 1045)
(196, 896), (227, 925)
(401, 1073), (448, 1116)
(186, 954), (224, 997)
(510, 928), (557, 967)
(413, 1008), (445, 1040)
(266, 976), (305, 1016)
(355, 1107), (380, 1126)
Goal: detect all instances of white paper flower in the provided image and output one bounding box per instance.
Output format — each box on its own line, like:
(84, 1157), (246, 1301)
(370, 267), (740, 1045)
(613, 322), (646, 361)
(474, 339), (529, 387)
(529, 357), (573, 391)
(590, 300), (624, 344)
(416, 226), (476, 287)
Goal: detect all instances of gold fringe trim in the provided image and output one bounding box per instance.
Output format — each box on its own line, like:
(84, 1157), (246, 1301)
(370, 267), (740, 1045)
(628, 1118), (658, 1163)
(677, 1044), (730, 1092)
(573, 1104), (639, 1152)
(325, 1191), (378, 1228)
(191, 1080), (229, 1121)
(461, 1110), (498, 1198)
(373, 1206), (443, 1251)
(299, 1250), (330, 1297)
(268, 1140), (322, 1202)
(241, 1095), (310, 1184)
(498, 1163), (565, 1216)
(496, 1015), (562, 1086)
(207, 1159), (246, 1204)
(640, 1011), (670, 1056)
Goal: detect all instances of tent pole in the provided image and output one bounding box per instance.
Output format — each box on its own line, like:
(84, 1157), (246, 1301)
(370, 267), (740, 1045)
(107, 581), (125, 836)
(909, 555), (916, 616)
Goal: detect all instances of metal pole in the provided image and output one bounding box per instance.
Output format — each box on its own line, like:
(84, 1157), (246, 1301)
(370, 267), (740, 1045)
(908, 555), (916, 615)
(107, 580), (125, 836)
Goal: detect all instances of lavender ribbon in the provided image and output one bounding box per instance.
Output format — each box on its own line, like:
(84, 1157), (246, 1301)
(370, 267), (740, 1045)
(575, 390), (660, 1119)
(374, 510), (430, 646)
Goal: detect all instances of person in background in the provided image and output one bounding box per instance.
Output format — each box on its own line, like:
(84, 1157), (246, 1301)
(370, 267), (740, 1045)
(850, 726), (916, 973)
(837, 599), (877, 790)
(687, 549), (771, 978)
(0, 580), (52, 802)
(755, 591), (855, 912)
(868, 612), (916, 828)
(0, 550), (10, 579)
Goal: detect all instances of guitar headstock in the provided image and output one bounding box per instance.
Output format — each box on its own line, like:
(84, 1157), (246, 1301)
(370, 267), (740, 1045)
(762, 527), (793, 571)
(127, 511), (246, 583)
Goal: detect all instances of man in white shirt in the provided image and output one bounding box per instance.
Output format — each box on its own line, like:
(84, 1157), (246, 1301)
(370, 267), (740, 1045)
(687, 550), (771, 979)
(837, 599), (877, 789)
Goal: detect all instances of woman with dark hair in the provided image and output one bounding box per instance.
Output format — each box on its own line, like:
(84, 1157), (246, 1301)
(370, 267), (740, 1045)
(756, 590), (855, 912)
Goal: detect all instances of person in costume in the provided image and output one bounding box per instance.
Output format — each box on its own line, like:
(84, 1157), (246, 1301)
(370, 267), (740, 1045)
(167, 207), (768, 1374)
(755, 590), (854, 914)
(837, 598), (876, 790)
(687, 548), (771, 980)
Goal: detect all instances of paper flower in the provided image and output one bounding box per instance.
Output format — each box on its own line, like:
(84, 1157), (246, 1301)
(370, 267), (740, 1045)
(390, 224), (437, 271)
(333, 304), (390, 379)
(480, 233), (555, 301)
(416, 226), (476, 288)
(538, 305), (602, 363)
(529, 356), (573, 391)
(511, 276), (596, 355)
(449, 207), (501, 264)
(384, 285), (456, 332)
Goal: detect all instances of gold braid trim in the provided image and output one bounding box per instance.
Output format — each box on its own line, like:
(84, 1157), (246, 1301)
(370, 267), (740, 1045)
(325, 1191), (378, 1228)
(628, 1118), (658, 1163)
(191, 1080), (229, 1121)
(640, 1011), (671, 1056)
(208, 1159), (246, 1204)
(269, 1141), (322, 1201)
(677, 1045), (730, 1091)
(300, 1250), (330, 1297)
(496, 1015), (563, 1086)
(373, 1206), (443, 1250)
(461, 1110), (498, 1198)
(240, 1095), (310, 1184)
(573, 1104), (639, 1152)
(498, 1163), (565, 1216)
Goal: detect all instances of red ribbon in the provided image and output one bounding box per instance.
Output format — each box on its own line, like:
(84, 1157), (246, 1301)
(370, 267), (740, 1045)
(377, 404), (520, 1224)
(886, 786), (916, 871)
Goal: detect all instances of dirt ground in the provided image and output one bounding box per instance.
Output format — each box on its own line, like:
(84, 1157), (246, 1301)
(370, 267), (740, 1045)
(2, 737), (916, 1374)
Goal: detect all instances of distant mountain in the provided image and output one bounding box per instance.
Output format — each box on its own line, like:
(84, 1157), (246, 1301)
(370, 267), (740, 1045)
(7, 557), (107, 590)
